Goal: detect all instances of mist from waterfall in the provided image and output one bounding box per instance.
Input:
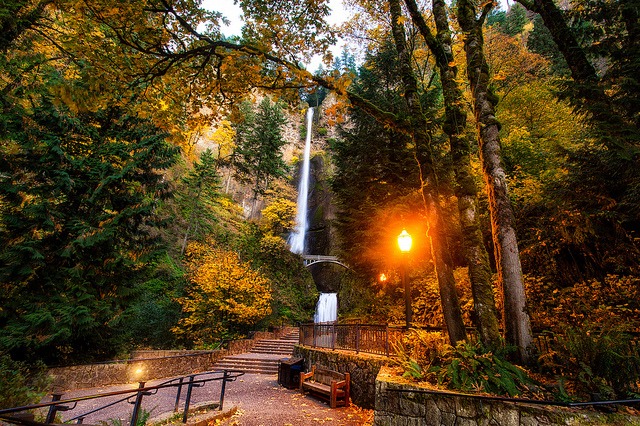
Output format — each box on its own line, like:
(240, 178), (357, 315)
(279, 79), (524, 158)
(314, 293), (337, 323)
(289, 107), (313, 254)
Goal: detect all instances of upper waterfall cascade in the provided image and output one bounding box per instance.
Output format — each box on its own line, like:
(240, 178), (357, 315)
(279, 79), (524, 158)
(289, 107), (314, 254)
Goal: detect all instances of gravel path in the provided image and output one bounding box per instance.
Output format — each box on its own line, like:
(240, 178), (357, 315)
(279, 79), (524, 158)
(52, 373), (372, 426)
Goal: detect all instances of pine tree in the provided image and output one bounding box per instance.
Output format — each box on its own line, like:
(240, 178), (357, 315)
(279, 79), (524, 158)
(0, 85), (179, 364)
(232, 98), (289, 217)
(177, 149), (223, 254)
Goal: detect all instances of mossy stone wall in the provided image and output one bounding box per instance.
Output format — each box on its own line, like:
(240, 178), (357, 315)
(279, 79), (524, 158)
(374, 366), (640, 426)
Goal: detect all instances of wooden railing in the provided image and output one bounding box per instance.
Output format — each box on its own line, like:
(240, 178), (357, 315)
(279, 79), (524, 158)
(299, 324), (640, 358)
(299, 323), (406, 356)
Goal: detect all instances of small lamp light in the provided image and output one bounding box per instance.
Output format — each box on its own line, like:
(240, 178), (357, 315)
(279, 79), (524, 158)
(397, 229), (412, 253)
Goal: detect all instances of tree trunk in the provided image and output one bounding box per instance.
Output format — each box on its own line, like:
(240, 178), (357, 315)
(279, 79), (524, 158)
(404, 0), (502, 348)
(457, 0), (534, 363)
(389, 0), (467, 345)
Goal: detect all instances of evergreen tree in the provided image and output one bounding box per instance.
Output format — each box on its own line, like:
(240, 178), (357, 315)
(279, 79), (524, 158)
(527, 14), (570, 75)
(502, 3), (529, 36)
(177, 149), (223, 254)
(233, 98), (289, 216)
(0, 83), (179, 364)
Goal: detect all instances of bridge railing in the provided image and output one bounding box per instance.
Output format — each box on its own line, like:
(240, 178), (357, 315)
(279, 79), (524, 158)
(299, 323), (406, 356)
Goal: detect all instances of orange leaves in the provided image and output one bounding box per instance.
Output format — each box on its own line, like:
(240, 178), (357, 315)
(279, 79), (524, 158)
(484, 27), (549, 96)
(174, 241), (273, 344)
(524, 274), (640, 333)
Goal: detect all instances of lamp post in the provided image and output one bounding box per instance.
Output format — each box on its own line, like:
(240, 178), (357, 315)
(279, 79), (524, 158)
(397, 229), (412, 328)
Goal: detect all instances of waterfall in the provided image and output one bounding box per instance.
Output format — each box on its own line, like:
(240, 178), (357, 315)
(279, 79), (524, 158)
(314, 293), (337, 323)
(289, 108), (338, 325)
(289, 107), (314, 254)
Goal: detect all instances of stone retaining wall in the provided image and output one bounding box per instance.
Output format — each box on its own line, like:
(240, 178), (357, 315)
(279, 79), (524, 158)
(50, 327), (296, 391)
(293, 345), (389, 409)
(49, 351), (224, 391)
(374, 366), (640, 425)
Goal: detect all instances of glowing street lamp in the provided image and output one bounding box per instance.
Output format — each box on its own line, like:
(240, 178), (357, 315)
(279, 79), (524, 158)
(397, 229), (412, 253)
(397, 229), (412, 328)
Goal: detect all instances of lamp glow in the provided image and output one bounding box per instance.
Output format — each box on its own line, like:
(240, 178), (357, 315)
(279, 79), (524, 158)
(397, 229), (412, 253)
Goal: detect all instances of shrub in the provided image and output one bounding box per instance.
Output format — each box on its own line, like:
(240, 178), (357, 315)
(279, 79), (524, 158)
(542, 324), (640, 400)
(393, 329), (446, 380)
(429, 342), (538, 397)
(0, 355), (51, 409)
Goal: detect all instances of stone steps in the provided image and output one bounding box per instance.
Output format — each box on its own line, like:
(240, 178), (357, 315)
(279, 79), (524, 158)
(249, 340), (297, 355)
(214, 355), (280, 374)
(213, 328), (300, 374)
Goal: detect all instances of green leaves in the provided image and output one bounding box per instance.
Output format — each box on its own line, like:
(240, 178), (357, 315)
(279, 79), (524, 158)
(430, 342), (537, 397)
(0, 81), (179, 364)
(232, 98), (290, 200)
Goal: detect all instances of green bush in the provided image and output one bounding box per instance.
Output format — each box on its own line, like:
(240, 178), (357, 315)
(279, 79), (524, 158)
(429, 342), (538, 397)
(543, 324), (640, 400)
(0, 355), (51, 409)
(393, 329), (446, 380)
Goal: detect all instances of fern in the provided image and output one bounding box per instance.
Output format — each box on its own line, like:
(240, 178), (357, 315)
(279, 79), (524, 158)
(430, 342), (537, 397)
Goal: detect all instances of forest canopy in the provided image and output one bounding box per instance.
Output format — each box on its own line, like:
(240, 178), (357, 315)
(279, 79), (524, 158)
(0, 0), (639, 404)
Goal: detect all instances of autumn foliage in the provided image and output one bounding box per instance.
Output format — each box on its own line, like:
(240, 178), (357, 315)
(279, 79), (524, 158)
(173, 241), (272, 345)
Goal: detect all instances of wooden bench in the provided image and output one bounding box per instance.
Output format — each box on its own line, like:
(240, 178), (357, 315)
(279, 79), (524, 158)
(299, 365), (350, 408)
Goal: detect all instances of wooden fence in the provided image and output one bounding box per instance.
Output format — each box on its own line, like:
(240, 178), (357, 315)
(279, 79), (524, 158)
(299, 323), (406, 356)
(298, 323), (640, 358)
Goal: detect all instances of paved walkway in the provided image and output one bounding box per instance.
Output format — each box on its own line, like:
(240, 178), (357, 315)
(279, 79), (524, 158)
(52, 372), (372, 426)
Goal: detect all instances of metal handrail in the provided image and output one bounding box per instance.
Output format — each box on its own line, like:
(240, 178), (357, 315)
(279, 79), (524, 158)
(0, 369), (244, 426)
(387, 387), (640, 408)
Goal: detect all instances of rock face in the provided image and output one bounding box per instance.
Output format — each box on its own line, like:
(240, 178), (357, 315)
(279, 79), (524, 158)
(305, 153), (343, 293)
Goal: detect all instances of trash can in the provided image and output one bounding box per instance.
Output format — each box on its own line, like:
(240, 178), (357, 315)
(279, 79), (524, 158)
(278, 357), (304, 389)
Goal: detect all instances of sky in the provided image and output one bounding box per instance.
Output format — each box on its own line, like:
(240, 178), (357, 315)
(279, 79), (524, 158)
(202, 0), (510, 72)
(202, 0), (350, 71)
(204, 0), (350, 36)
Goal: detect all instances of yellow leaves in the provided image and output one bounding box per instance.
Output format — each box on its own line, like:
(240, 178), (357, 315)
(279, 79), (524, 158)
(208, 120), (236, 160)
(396, 16), (408, 25)
(174, 241), (273, 344)
(261, 198), (296, 235)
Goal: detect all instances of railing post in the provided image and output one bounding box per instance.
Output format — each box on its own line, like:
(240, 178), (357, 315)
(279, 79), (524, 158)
(356, 324), (360, 353)
(331, 323), (336, 350)
(313, 323), (317, 347)
(219, 370), (228, 411)
(129, 382), (147, 426)
(174, 377), (184, 412)
(385, 324), (390, 356)
(182, 375), (195, 423)
(45, 394), (63, 424)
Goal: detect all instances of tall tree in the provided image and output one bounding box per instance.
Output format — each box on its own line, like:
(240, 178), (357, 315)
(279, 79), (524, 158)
(232, 98), (290, 217)
(0, 82), (179, 364)
(510, 0), (640, 282)
(388, 0), (466, 344)
(514, 0), (639, 142)
(177, 149), (223, 254)
(404, 0), (502, 348)
(457, 0), (534, 363)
